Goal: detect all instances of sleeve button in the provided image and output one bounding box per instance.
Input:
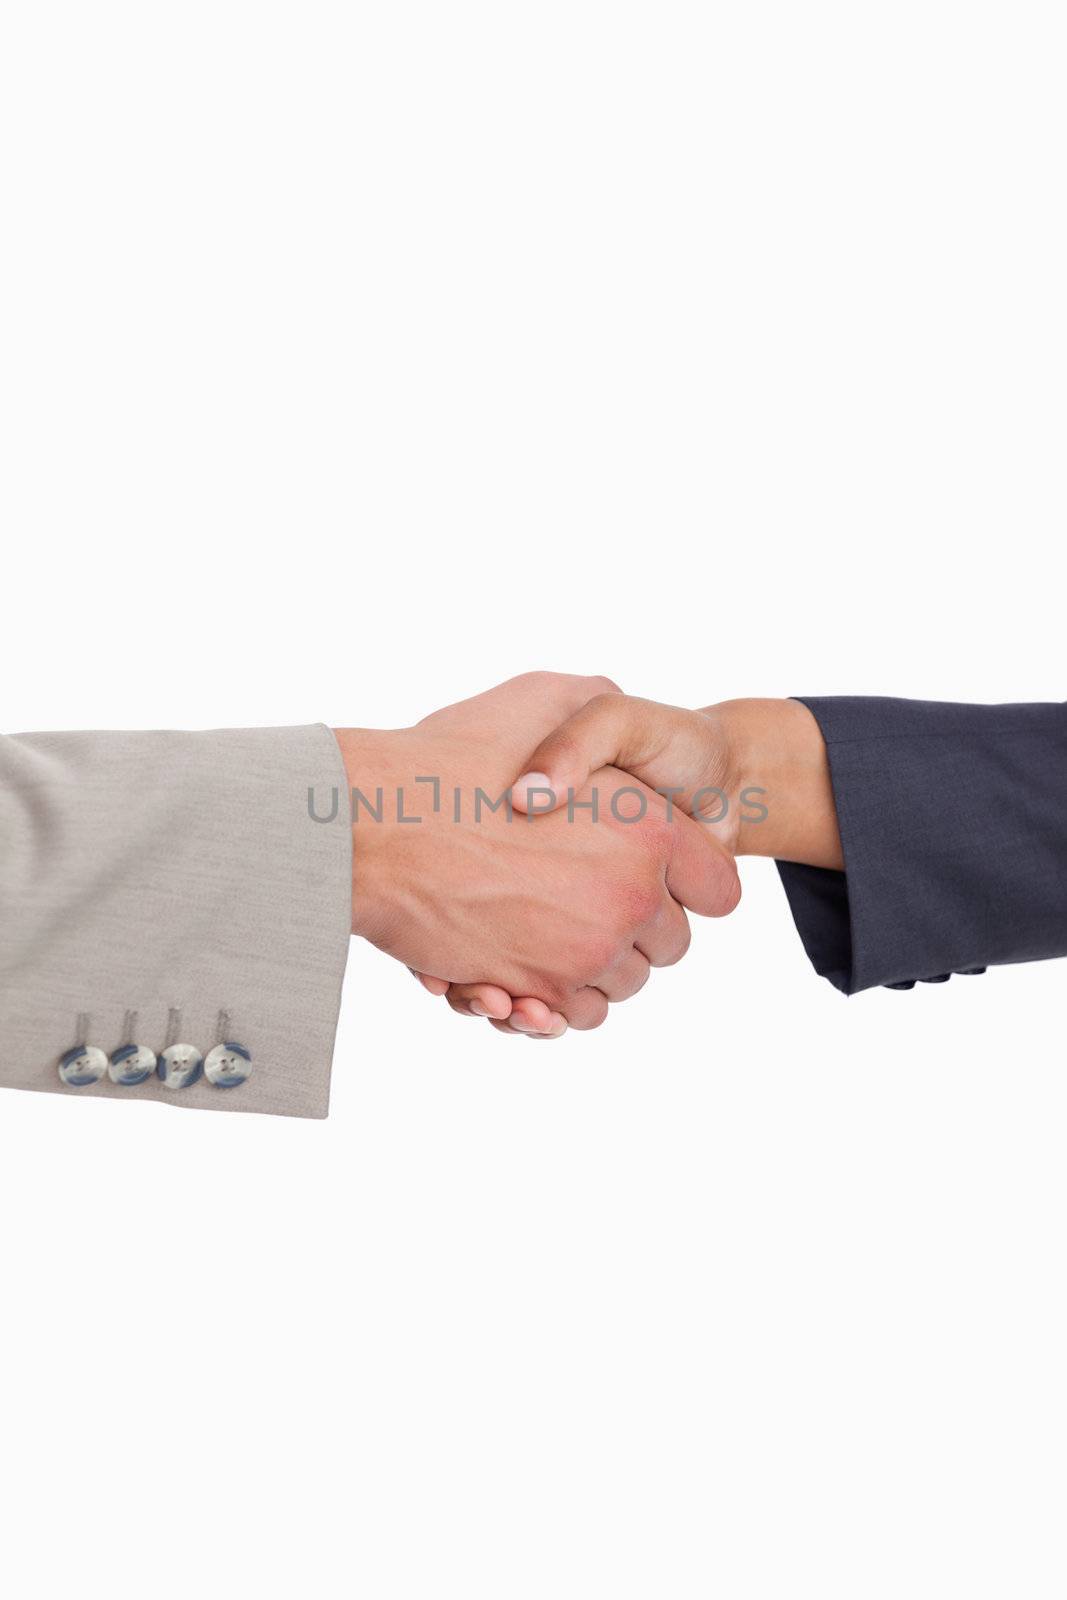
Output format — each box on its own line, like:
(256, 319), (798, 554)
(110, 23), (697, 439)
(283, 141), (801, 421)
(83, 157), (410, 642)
(157, 1043), (203, 1089)
(58, 1045), (108, 1086)
(108, 1043), (157, 1086)
(204, 1041), (252, 1088)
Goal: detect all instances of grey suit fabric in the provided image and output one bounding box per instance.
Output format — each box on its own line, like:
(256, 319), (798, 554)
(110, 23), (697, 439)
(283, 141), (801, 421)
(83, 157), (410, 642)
(776, 698), (1067, 994)
(0, 725), (351, 1117)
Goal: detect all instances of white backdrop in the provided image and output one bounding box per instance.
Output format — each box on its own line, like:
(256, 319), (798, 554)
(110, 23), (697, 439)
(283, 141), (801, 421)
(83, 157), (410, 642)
(1, 4), (1064, 1597)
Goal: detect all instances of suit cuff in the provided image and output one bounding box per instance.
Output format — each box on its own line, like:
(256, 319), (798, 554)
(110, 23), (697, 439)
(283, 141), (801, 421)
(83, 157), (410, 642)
(775, 697), (1067, 995)
(0, 724), (352, 1117)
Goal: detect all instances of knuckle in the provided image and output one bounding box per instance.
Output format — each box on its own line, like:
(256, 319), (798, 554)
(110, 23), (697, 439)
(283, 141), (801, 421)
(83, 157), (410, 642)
(631, 810), (672, 858)
(570, 995), (609, 1031)
(630, 881), (664, 926)
(585, 676), (623, 697)
(656, 917), (692, 967)
(607, 873), (664, 938)
(583, 934), (621, 981)
(543, 731), (585, 775)
(533, 974), (569, 1010)
(626, 961), (652, 998)
(517, 670), (561, 691)
(717, 868), (743, 916)
(586, 691), (623, 721)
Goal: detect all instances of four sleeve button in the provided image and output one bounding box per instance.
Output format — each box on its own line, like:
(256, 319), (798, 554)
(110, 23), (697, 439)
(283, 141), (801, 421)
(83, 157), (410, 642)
(59, 1029), (251, 1091)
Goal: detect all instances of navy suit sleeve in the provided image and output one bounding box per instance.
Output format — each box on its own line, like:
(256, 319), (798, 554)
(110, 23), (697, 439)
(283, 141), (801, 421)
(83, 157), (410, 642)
(774, 698), (1067, 994)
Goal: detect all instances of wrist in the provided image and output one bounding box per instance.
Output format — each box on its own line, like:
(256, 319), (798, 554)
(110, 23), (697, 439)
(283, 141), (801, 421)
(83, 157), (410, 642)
(705, 698), (844, 870)
(332, 725), (420, 940)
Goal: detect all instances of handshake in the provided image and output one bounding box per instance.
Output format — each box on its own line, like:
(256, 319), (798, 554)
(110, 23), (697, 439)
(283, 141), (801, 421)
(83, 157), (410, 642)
(333, 673), (843, 1037)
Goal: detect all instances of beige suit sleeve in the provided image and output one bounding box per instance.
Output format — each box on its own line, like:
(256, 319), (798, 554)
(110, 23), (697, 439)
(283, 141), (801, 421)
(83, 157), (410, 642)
(0, 724), (352, 1118)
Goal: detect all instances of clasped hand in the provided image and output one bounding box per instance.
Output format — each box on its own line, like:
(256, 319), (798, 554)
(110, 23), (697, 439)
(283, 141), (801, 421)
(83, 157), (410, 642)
(334, 673), (838, 1038)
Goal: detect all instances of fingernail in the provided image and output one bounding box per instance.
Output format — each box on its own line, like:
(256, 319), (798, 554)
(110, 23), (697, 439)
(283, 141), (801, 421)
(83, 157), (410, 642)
(508, 1017), (540, 1033)
(469, 1001), (491, 1017)
(512, 772), (554, 812)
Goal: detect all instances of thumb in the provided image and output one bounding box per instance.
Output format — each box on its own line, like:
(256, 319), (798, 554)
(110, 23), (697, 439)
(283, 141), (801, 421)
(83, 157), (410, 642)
(665, 811), (742, 919)
(511, 694), (672, 815)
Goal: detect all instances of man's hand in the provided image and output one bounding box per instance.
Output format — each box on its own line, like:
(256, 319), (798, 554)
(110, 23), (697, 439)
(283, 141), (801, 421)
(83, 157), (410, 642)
(334, 675), (740, 1033)
(429, 693), (843, 1033)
